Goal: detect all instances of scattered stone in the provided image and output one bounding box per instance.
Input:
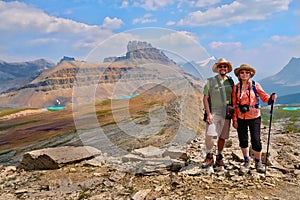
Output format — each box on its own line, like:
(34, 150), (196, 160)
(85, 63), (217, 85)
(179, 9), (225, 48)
(14, 189), (28, 194)
(163, 145), (188, 161)
(231, 150), (244, 162)
(132, 145), (164, 158)
(69, 168), (77, 173)
(122, 154), (144, 162)
(132, 189), (151, 200)
(0, 125), (299, 199)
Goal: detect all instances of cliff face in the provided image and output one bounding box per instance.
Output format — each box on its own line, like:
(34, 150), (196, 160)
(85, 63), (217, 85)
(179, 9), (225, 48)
(0, 41), (201, 108)
(21, 62), (135, 92)
(104, 40), (176, 65)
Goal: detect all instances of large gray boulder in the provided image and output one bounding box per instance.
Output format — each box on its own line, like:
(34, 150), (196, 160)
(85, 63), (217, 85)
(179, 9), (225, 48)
(18, 146), (101, 170)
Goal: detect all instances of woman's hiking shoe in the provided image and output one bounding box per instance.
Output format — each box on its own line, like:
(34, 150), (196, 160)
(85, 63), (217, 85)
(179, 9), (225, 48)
(202, 153), (214, 168)
(239, 160), (250, 175)
(255, 161), (266, 173)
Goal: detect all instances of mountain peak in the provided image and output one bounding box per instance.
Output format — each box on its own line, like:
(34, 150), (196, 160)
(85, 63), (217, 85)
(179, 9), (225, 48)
(274, 57), (300, 77)
(127, 40), (152, 52)
(104, 40), (175, 65)
(259, 57), (300, 97)
(286, 57), (300, 68)
(195, 56), (216, 67)
(58, 56), (75, 64)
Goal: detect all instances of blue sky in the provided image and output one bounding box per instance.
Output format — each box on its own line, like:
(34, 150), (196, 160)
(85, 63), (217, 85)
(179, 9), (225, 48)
(0, 0), (299, 79)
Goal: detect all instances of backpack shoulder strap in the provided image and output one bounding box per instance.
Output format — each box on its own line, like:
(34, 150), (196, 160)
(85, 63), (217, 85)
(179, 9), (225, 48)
(235, 82), (241, 104)
(252, 80), (259, 97)
(252, 80), (260, 107)
(226, 75), (234, 87)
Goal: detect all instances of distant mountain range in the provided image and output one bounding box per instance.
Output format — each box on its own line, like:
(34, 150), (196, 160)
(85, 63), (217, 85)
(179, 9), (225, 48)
(178, 56), (216, 79)
(0, 41), (203, 108)
(276, 93), (300, 105)
(0, 43), (299, 105)
(0, 59), (55, 93)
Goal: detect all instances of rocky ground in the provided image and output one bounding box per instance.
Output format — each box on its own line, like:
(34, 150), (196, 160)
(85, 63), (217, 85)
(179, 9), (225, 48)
(0, 125), (299, 200)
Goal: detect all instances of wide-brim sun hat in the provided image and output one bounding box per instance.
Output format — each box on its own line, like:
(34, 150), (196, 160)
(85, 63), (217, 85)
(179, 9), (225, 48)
(212, 58), (232, 73)
(234, 64), (256, 78)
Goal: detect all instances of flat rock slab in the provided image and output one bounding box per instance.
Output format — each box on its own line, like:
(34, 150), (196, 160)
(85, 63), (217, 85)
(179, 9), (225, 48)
(18, 146), (102, 170)
(132, 145), (164, 158)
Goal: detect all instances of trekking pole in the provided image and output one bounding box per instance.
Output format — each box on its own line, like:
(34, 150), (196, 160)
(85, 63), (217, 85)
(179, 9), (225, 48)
(265, 94), (275, 176)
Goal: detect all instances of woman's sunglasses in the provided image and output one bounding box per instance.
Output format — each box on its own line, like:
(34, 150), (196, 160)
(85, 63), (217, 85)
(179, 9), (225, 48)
(240, 71), (250, 75)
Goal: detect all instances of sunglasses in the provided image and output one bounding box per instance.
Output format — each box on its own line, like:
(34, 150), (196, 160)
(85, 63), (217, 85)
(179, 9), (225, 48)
(240, 71), (250, 75)
(218, 65), (228, 69)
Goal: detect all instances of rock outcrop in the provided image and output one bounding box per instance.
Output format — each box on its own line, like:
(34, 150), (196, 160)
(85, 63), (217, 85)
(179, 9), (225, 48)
(103, 40), (176, 65)
(58, 56), (75, 64)
(18, 146), (102, 170)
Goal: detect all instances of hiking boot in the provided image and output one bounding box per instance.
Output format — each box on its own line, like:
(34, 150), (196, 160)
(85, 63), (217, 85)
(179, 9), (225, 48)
(202, 153), (214, 168)
(255, 161), (266, 173)
(215, 154), (225, 167)
(239, 160), (250, 175)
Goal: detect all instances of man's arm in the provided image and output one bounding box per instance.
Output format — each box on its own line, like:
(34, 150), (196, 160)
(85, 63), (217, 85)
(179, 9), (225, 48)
(203, 95), (213, 124)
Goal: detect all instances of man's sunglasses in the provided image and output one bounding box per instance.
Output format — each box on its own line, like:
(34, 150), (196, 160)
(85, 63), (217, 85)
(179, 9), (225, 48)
(218, 65), (228, 69)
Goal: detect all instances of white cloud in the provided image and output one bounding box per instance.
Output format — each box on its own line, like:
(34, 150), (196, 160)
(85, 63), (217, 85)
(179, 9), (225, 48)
(166, 21), (176, 26)
(86, 28), (210, 62)
(63, 9), (73, 15)
(0, 1), (122, 61)
(28, 38), (60, 45)
(101, 17), (124, 30)
(124, 0), (219, 10)
(209, 41), (242, 50)
(121, 0), (129, 8)
(207, 35), (300, 79)
(132, 0), (174, 10)
(194, 0), (221, 8)
(157, 31), (199, 45)
(269, 35), (300, 44)
(177, 0), (292, 26)
(0, 1), (122, 35)
(152, 31), (210, 61)
(0, 1), (99, 34)
(132, 14), (157, 24)
(83, 32), (140, 62)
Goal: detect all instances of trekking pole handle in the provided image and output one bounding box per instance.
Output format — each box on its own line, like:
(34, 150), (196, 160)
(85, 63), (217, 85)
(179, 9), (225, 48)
(268, 93), (276, 105)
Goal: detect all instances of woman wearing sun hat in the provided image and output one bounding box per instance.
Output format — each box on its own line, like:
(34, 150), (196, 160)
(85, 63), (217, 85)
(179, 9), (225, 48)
(232, 64), (276, 174)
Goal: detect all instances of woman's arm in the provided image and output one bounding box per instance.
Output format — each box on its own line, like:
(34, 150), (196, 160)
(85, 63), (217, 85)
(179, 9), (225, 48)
(232, 84), (238, 129)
